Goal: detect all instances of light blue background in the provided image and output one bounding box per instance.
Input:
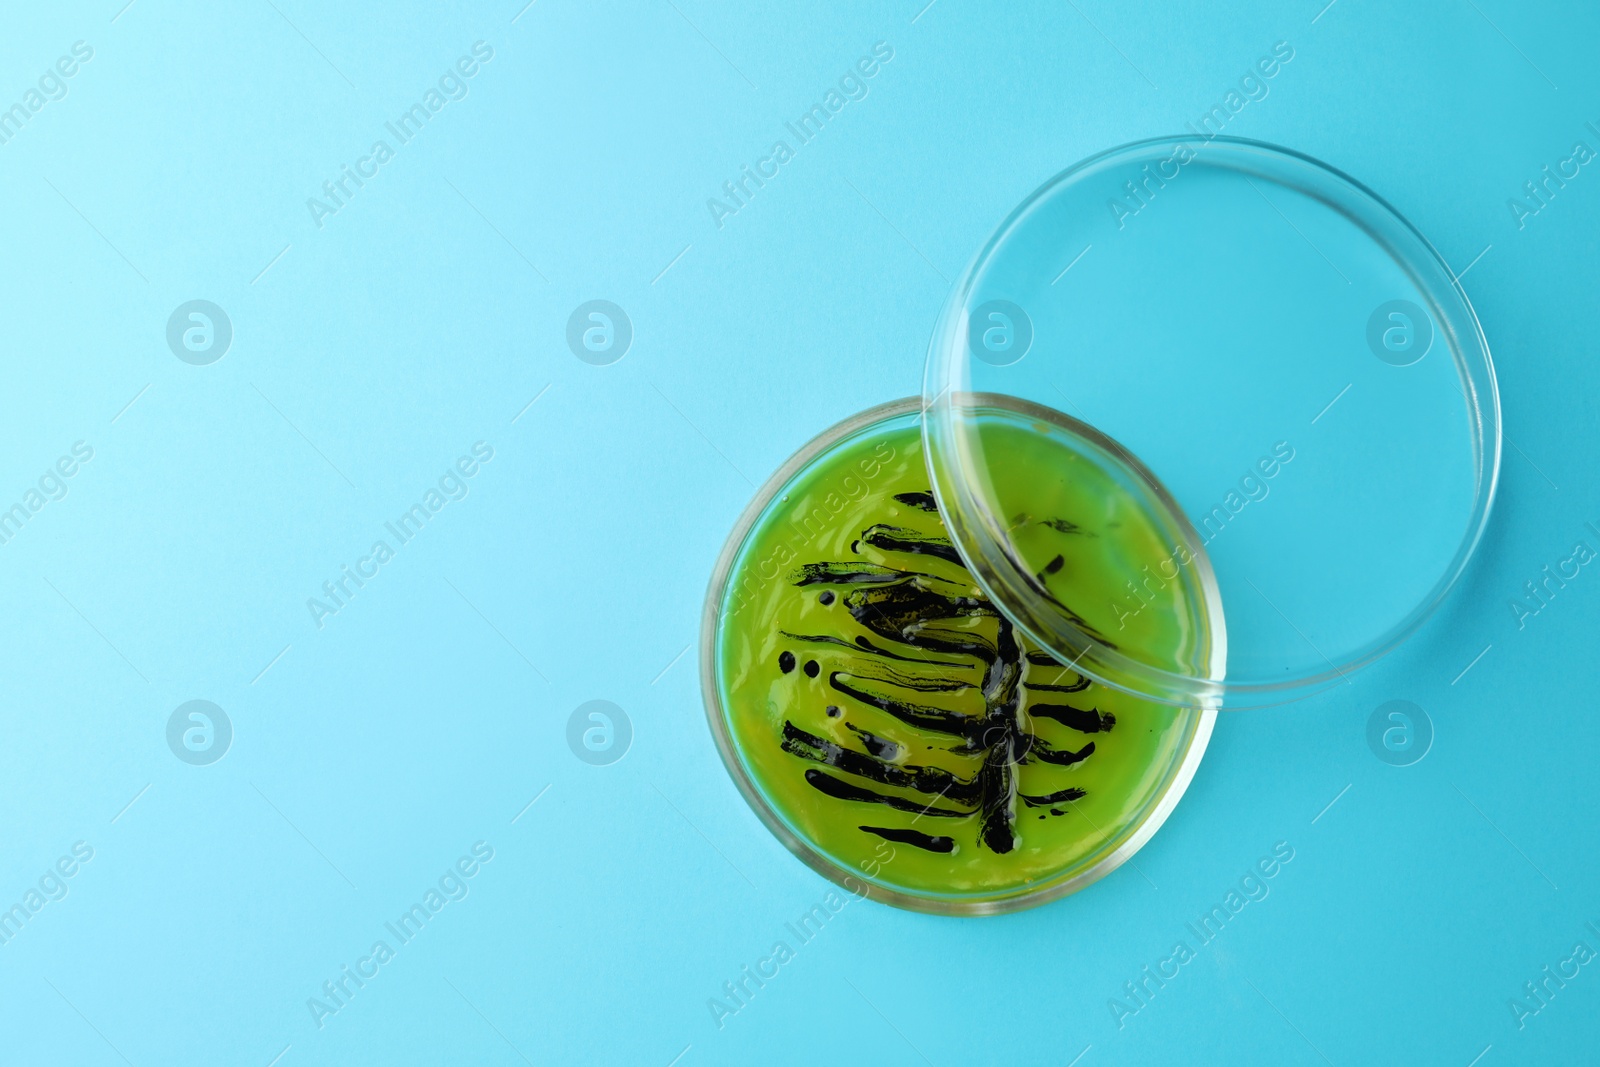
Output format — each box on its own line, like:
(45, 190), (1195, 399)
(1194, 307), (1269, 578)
(2, 1), (1597, 1064)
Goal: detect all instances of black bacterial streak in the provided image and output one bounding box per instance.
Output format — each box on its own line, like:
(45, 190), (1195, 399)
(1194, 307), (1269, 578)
(860, 825), (955, 853)
(775, 489), (1113, 856)
(892, 491), (939, 512)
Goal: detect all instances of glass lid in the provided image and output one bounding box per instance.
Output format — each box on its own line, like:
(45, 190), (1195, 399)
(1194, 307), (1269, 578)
(922, 137), (1500, 710)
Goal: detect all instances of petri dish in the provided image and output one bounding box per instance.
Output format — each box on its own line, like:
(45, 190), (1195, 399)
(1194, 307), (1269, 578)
(701, 399), (1216, 914)
(700, 136), (1499, 914)
(923, 136), (1499, 710)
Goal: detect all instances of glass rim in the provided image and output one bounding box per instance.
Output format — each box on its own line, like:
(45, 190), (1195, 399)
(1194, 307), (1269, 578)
(921, 134), (1503, 708)
(698, 397), (1216, 915)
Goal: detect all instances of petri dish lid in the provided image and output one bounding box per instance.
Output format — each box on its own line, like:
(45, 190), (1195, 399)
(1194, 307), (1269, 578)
(922, 137), (1500, 710)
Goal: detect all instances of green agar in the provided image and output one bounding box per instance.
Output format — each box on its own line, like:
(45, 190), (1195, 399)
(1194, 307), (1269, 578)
(713, 409), (1212, 906)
